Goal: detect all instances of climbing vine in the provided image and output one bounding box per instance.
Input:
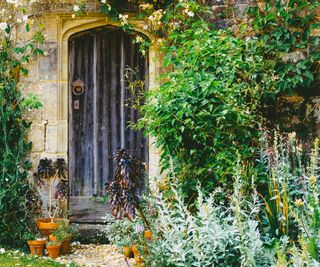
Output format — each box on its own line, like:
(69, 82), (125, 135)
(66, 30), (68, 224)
(0, 0), (44, 248)
(247, 0), (320, 95)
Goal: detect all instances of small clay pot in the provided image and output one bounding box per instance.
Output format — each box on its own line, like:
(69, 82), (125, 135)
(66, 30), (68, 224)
(135, 256), (146, 267)
(27, 239), (46, 256)
(131, 244), (139, 258)
(49, 235), (72, 255)
(46, 243), (61, 259)
(144, 230), (152, 240)
(123, 246), (133, 258)
(61, 237), (72, 254)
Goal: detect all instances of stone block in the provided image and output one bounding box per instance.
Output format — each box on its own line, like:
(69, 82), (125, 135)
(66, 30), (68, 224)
(58, 120), (68, 153)
(45, 122), (59, 153)
(38, 42), (58, 80)
(42, 83), (59, 120)
(30, 152), (41, 172)
(29, 123), (45, 152)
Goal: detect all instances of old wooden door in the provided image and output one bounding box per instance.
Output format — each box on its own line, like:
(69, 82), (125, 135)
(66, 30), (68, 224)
(68, 27), (148, 223)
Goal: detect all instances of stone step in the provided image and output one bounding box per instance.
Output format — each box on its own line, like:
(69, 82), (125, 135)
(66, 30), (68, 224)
(72, 223), (109, 244)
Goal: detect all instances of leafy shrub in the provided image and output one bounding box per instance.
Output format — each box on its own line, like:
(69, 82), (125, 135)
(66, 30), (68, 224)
(103, 213), (134, 247)
(138, 19), (277, 198)
(142, 178), (274, 267)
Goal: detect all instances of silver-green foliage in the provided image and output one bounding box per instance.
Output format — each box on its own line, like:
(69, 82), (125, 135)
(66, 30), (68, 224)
(103, 213), (133, 247)
(145, 179), (274, 267)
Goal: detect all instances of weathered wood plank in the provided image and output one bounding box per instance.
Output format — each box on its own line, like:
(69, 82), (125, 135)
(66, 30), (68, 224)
(69, 196), (110, 223)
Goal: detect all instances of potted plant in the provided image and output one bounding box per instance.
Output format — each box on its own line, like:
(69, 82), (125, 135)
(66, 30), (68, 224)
(49, 220), (77, 254)
(34, 158), (69, 236)
(144, 229), (152, 241)
(116, 238), (133, 258)
(106, 149), (150, 266)
(24, 231), (46, 256)
(46, 241), (62, 259)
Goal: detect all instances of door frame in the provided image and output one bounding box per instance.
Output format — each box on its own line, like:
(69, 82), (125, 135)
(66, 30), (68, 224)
(56, 15), (161, 216)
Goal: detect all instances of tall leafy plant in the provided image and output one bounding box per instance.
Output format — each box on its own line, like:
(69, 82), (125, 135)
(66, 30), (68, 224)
(34, 158), (69, 221)
(260, 132), (320, 263)
(0, 0), (45, 248)
(105, 149), (148, 226)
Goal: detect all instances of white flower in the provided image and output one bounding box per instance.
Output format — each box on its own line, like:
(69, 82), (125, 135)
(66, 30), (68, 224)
(119, 14), (128, 26)
(73, 5), (80, 12)
(0, 248), (5, 254)
(135, 35), (144, 43)
(187, 11), (194, 17)
(22, 15), (28, 22)
(6, 0), (18, 4)
(0, 22), (8, 31)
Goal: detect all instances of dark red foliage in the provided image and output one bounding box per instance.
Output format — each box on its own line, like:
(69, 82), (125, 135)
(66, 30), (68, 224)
(105, 149), (146, 220)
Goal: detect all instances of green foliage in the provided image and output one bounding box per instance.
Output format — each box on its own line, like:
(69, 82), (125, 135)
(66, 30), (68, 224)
(138, 19), (276, 197)
(0, 249), (78, 267)
(52, 220), (78, 242)
(260, 132), (320, 264)
(103, 213), (134, 247)
(0, 3), (44, 249)
(142, 178), (274, 267)
(0, 78), (40, 248)
(247, 0), (320, 95)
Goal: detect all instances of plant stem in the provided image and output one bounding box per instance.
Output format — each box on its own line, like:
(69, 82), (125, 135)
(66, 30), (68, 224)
(135, 203), (149, 228)
(49, 179), (52, 222)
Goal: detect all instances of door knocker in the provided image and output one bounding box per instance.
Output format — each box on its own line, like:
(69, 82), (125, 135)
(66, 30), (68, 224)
(72, 79), (85, 96)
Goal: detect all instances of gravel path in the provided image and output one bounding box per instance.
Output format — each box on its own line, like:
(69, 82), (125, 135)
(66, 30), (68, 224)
(55, 244), (135, 267)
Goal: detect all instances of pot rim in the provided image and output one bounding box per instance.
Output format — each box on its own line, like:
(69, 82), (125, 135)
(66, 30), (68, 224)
(27, 240), (46, 245)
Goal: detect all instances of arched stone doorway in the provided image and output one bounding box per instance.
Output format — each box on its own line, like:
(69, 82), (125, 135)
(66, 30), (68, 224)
(67, 26), (149, 222)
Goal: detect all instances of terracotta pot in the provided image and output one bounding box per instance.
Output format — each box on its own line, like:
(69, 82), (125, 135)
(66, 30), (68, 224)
(123, 246), (133, 258)
(61, 237), (72, 254)
(46, 243), (61, 259)
(36, 218), (68, 237)
(131, 244), (139, 258)
(27, 239), (46, 256)
(135, 257), (146, 267)
(49, 235), (72, 255)
(144, 230), (152, 240)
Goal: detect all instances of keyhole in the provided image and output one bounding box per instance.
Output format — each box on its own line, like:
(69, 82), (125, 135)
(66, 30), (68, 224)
(74, 100), (80, 110)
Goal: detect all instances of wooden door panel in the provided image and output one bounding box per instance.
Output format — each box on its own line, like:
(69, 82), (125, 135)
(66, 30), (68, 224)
(68, 27), (148, 223)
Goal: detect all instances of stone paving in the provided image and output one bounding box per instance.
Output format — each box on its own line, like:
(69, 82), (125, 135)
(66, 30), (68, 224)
(55, 244), (135, 267)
